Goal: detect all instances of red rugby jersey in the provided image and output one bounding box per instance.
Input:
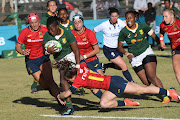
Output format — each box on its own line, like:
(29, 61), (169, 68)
(160, 18), (180, 49)
(17, 26), (48, 59)
(71, 27), (98, 62)
(72, 62), (111, 90)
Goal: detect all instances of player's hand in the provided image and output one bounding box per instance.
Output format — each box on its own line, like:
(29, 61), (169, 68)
(159, 41), (166, 51)
(57, 94), (66, 105)
(22, 49), (31, 55)
(126, 53), (134, 60)
(47, 45), (58, 53)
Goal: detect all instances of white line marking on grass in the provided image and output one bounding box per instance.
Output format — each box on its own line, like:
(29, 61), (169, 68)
(40, 115), (180, 120)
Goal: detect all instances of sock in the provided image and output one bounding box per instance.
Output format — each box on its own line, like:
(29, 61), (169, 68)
(79, 87), (85, 92)
(94, 90), (103, 99)
(122, 70), (134, 82)
(32, 79), (38, 86)
(159, 88), (167, 96)
(117, 100), (125, 106)
(66, 101), (73, 108)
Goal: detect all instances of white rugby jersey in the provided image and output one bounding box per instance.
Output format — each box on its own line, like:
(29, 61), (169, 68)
(94, 19), (126, 48)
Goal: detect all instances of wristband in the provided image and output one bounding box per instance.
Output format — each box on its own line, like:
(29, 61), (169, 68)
(83, 55), (87, 59)
(160, 36), (164, 41)
(75, 64), (80, 69)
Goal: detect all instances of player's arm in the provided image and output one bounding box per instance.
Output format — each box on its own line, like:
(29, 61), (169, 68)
(82, 44), (99, 60)
(70, 41), (81, 65)
(159, 28), (167, 49)
(118, 41), (134, 60)
(59, 90), (72, 99)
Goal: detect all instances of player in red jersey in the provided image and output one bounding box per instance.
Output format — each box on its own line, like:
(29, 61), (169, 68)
(160, 8), (180, 84)
(56, 60), (180, 111)
(71, 14), (104, 98)
(15, 13), (61, 109)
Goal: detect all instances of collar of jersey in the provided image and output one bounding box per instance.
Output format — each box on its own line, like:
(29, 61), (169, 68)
(126, 23), (138, 32)
(109, 19), (118, 25)
(47, 11), (57, 16)
(60, 19), (70, 25)
(28, 26), (40, 32)
(58, 27), (64, 37)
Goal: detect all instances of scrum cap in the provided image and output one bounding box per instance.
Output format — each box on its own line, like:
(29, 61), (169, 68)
(27, 12), (39, 23)
(72, 14), (83, 22)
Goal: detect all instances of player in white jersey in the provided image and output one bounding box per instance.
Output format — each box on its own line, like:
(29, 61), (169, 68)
(93, 7), (134, 82)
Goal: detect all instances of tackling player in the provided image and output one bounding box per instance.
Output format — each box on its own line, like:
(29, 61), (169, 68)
(15, 13), (61, 109)
(160, 8), (180, 84)
(56, 60), (180, 112)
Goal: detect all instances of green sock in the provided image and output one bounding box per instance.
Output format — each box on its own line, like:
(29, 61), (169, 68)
(79, 87), (85, 92)
(32, 81), (37, 87)
(66, 101), (73, 108)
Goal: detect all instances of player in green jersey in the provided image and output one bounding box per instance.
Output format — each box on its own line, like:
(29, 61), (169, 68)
(118, 10), (170, 103)
(58, 8), (74, 31)
(43, 16), (81, 115)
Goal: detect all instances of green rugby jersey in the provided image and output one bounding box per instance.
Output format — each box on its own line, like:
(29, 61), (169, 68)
(118, 23), (151, 56)
(40, 11), (58, 25)
(43, 27), (76, 60)
(59, 19), (74, 32)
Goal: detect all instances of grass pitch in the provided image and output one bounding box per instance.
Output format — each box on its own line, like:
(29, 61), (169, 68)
(0, 45), (180, 120)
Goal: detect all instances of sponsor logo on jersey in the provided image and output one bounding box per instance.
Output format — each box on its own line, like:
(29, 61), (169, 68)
(77, 41), (88, 45)
(82, 35), (86, 41)
(62, 38), (67, 44)
(27, 35), (32, 38)
(39, 32), (43, 38)
(164, 27), (168, 30)
(70, 25), (73, 30)
(128, 33), (131, 38)
(139, 29), (144, 35)
(134, 33), (137, 37)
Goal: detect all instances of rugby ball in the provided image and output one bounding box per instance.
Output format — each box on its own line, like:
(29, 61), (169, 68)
(44, 40), (62, 52)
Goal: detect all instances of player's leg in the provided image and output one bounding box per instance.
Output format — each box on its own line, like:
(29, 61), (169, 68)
(110, 56), (134, 82)
(60, 70), (74, 115)
(124, 82), (180, 102)
(172, 54), (180, 84)
(134, 65), (151, 86)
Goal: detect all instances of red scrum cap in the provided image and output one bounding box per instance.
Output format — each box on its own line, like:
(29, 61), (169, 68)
(27, 12), (39, 23)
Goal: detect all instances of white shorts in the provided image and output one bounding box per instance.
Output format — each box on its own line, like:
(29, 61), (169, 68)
(130, 46), (155, 67)
(56, 52), (76, 71)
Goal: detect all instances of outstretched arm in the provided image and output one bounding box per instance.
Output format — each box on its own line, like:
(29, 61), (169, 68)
(57, 90), (72, 105)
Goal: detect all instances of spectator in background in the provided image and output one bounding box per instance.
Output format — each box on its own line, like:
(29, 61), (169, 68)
(144, 2), (156, 46)
(69, 5), (83, 21)
(146, 0), (160, 7)
(133, 0), (148, 16)
(90, 0), (108, 19)
(163, 0), (180, 16)
(57, 0), (74, 10)
(106, 0), (120, 10)
(2, 0), (14, 13)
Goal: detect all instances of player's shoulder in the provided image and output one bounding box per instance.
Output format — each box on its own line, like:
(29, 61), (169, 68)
(40, 26), (48, 32)
(70, 29), (76, 34)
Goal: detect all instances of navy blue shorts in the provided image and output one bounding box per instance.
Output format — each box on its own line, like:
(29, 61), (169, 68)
(86, 58), (101, 72)
(108, 76), (128, 97)
(25, 55), (50, 75)
(103, 45), (123, 61)
(172, 49), (180, 56)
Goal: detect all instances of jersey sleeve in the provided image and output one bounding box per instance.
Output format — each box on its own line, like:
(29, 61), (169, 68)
(69, 86), (77, 93)
(40, 15), (47, 25)
(141, 23), (151, 33)
(94, 22), (104, 32)
(17, 28), (27, 44)
(88, 30), (98, 46)
(118, 29), (126, 42)
(65, 29), (76, 44)
(43, 32), (49, 44)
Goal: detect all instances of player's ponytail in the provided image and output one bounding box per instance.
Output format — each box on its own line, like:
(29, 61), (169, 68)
(54, 60), (77, 80)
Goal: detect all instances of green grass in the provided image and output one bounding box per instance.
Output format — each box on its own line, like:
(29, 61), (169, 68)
(0, 45), (180, 120)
